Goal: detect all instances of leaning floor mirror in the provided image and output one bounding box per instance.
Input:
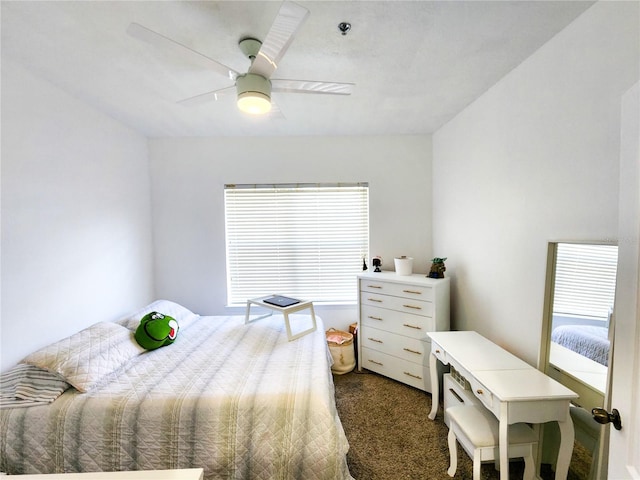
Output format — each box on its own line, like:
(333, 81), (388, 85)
(539, 241), (618, 479)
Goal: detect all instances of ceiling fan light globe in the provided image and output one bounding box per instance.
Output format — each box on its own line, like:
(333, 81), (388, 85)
(236, 73), (272, 115)
(237, 92), (272, 115)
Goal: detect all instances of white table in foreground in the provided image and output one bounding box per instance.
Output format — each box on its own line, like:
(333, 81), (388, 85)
(245, 296), (317, 341)
(427, 331), (578, 480)
(11, 469), (204, 479)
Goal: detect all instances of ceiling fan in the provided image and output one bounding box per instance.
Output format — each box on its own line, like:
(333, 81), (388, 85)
(127, 1), (355, 115)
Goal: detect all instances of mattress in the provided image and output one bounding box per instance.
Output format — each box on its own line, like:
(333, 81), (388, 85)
(0, 302), (352, 480)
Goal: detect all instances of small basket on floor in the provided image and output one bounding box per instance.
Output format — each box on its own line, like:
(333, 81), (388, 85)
(326, 328), (356, 375)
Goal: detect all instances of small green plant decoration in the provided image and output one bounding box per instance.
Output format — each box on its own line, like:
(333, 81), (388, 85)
(428, 257), (447, 278)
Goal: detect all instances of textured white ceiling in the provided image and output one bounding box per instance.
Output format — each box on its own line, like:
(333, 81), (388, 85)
(1, 1), (595, 137)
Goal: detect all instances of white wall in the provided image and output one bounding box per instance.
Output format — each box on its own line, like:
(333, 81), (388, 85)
(432, 1), (639, 365)
(0, 59), (155, 371)
(148, 135), (432, 328)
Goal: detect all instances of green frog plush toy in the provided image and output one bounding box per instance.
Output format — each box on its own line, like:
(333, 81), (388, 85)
(134, 311), (179, 350)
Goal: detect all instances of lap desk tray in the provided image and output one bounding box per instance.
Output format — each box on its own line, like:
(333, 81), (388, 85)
(245, 295), (317, 341)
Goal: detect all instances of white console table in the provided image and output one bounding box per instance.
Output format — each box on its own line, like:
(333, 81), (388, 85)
(428, 331), (578, 480)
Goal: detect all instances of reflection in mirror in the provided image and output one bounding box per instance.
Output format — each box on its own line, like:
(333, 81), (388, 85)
(547, 242), (617, 410)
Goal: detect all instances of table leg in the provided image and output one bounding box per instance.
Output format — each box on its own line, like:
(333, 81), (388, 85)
(555, 417), (575, 480)
(244, 301), (273, 324)
(499, 408), (510, 480)
(284, 304), (317, 341)
(283, 311), (293, 339)
(428, 352), (439, 420)
(244, 301), (251, 323)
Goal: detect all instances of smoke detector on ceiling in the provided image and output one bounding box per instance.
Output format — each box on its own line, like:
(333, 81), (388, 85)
(338, 22), (351, 36)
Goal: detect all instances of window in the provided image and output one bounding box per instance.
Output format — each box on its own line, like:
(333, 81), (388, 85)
(553, 243), (618, 320)
(224, 183), (369, 305)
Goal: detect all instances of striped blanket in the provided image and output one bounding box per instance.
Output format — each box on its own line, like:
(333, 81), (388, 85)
(0, 311), (352, 480)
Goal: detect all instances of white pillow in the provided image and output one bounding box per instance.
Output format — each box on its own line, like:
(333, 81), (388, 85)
(115, 299), (199, 331)
(21, 322), (144, 392)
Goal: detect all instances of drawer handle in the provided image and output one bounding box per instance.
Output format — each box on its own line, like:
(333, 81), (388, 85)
(368, 315), (383, 321)
(476, 389), (484, 395)
(369, 298), (383, 303)
(403, 348), (422, 355)
(449, 388), (464, 403)
(435, 349), (441, 354)
(403, 289), (422, 295)
(404, 372), (422, 380)
(368, 359), (383, 366)
(367, 285), (383, 289)
(403, 304), (422, 310)
(403, 323), (422, 330)
(368, 337), (383, 343)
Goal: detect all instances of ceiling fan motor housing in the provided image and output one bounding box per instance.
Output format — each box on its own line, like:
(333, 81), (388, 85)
(236, 74), (272, 114)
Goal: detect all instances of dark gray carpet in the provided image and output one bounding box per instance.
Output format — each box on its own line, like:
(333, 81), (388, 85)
(333, 370), (591, 480)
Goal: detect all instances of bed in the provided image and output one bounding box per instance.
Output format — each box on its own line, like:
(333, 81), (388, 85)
(0, 300), (352, 479)
(551, 324), (610, 366)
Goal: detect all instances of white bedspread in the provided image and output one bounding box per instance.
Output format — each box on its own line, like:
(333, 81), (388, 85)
(551, 324), (609, 366)
(0, 313), (352, 480)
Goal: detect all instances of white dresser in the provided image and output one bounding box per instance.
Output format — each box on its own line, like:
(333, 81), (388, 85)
(357, 271), (450, 392)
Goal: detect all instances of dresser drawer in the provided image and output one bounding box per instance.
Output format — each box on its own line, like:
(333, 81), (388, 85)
(361, 326), (429, 364)
(360, 291), (433, 317)
(361, 347), (432, 391)
(360, 279), (434, 302)
(361, 304), (435, 339)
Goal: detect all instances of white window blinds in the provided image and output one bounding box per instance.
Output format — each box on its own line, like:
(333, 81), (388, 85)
(553, 243), (618, 320)
(224, 183), (369, 305)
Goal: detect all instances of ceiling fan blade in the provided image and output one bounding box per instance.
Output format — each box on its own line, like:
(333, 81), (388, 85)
(248, 1), (310, 79)
(127, 23), (239, 81)
(178, 86), (236, 107)
(268, 101), (285, 119)
(271, 79), (355, 95)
